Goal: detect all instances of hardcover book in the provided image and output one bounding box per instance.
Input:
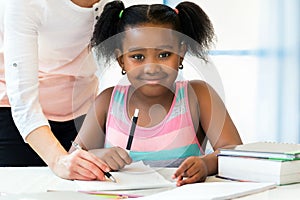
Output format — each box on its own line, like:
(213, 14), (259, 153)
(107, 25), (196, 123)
(218, 155), (300, 185)
(219, 142), (300, 160)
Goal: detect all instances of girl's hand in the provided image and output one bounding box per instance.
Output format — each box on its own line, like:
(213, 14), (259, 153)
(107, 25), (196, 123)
(89, 147), (132, 171)
(172, 156), (208, 186)
(53, 149), (110, 181)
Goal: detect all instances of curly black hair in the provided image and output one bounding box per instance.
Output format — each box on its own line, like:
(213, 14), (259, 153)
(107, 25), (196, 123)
(91, 1), (215, 63)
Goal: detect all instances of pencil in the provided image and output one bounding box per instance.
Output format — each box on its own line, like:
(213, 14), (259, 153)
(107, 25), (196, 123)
(71, 141), (117, 183)
(126, 108), (139, 150)
(79, 191), (142, 198)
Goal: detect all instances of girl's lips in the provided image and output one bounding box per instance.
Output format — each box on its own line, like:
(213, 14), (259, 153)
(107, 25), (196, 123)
(144, 79), (160, 84)
(139, 77), (166, 85)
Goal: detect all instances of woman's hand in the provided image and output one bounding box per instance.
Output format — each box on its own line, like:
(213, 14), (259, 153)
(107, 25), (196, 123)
(89, 147), (132, 171)
(52, 149), (110, 181)
(25, 126), (111, 181)
(172, 156), (208, 186)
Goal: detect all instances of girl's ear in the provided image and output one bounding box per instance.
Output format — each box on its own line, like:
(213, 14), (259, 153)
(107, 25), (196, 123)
(179, 41), (187, 58)
(179, 41), (187, 64)
(115, 49), (124, 68)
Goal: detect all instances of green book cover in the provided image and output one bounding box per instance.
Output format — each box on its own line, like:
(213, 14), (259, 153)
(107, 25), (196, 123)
(219, 142), (300, 160)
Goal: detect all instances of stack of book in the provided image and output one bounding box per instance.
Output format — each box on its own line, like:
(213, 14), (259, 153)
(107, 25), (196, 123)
(217, 142), (300, 185)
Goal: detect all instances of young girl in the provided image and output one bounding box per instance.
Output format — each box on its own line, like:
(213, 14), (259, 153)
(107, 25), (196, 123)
(70, 1), (242, 186)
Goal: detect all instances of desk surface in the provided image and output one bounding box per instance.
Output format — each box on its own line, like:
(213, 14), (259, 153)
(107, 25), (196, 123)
(0, 167), (299, 199)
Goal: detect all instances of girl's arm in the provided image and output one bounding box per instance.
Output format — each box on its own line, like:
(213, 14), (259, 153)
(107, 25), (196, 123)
(192, 80), (242, 152)
(69, 87), (132, 170)
(69, 87), (113, 151)
(173, 80), (242, 186)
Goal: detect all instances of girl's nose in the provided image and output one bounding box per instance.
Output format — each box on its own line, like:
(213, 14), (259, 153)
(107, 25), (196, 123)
(143, 62), (161, 75)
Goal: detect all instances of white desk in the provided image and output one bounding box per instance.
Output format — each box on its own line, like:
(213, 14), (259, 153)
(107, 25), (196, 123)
(0, 167), (299, 199)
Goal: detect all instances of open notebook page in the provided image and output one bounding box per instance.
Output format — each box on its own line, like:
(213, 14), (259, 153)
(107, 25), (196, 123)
(75, 161), (175, 191)
(136, 182), (276, 200)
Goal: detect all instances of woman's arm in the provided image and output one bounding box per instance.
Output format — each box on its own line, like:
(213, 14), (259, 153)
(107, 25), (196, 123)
(4, 0), (49, 139)
(27, 126), (109, 180)
(4, 0), (108, 180)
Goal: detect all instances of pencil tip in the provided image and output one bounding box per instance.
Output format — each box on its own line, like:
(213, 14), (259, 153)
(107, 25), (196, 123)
(111, 177), (117, 183)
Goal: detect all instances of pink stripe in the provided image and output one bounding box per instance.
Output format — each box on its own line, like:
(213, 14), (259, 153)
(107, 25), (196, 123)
(105, 128), (129, 149)
(106, 126), (199, 151)
(108, 113), (193, 138)
(107, 115), (130, 134)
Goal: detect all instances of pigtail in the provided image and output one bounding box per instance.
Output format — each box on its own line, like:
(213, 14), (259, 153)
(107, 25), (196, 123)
(176, 2), (215, 61)
(91, 1), (125, 62)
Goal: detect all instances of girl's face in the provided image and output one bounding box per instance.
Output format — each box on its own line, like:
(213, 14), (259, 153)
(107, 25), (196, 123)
(116, 24), (186, 97)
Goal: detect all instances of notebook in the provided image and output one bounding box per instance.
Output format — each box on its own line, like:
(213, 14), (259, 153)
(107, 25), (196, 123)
(219, 142), (300, 160)
(75, 161), (175, 191)
(136, 182), (276, 200)
(0, 191), (108, 200)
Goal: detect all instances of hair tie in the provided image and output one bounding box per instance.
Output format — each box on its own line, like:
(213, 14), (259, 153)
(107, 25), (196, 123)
(119, 10), (124, 18)
(174, 8), (179, 14)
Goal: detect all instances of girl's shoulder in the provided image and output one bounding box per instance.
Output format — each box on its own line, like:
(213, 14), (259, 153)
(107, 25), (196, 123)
(96, 86), (114, 101)
(188, 80), (210, 94)
(188, 80), (221, 104)
(96, 84), (129, 103)
(94, 86), (115, 109)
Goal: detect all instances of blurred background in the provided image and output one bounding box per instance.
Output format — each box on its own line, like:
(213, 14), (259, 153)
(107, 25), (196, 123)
(104, 0), (299, 144)
(165, 0), (300, 143)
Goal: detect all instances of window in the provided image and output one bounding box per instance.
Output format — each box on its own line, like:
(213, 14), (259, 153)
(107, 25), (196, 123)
(165, 0), (300, 143)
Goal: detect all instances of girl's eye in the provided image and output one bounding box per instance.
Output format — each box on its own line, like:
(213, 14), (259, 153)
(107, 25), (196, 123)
(159, 52), (171, 58)
(132, 54), (144, 60)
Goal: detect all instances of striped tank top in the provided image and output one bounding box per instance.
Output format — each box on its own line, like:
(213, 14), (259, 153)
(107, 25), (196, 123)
(105, 81), (204, 167)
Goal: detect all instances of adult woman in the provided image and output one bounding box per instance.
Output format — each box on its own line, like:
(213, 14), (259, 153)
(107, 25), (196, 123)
(0, 0), (111, 180)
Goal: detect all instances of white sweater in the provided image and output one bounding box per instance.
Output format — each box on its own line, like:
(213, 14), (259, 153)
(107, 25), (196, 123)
(1, 0), (110, 139)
